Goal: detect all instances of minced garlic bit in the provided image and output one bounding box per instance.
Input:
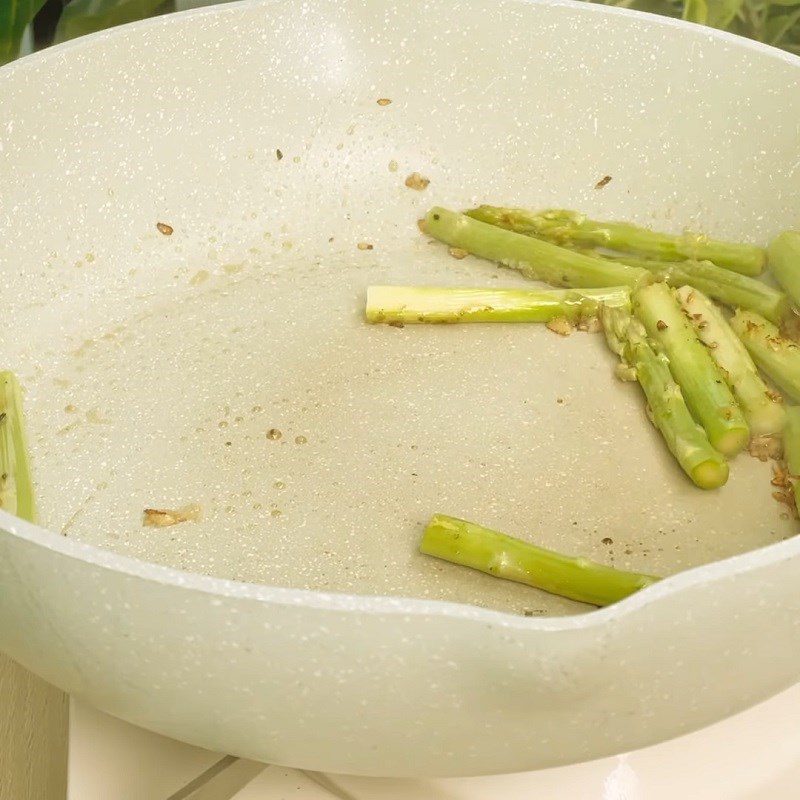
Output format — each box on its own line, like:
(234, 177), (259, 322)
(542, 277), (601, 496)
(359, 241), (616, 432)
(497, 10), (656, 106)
(357, 242), (374, 251)
(143, 503), (202, 528)
(404, 172), (430, 191)
(388, 160), (398, 172)
(156, 222), (173, 236)
(266, 428), (282, 440)
(377, 98), (392, 106)
(448, 247), (469, 260)
(577, 317), (602, 333)
(748, 435), (783, 463)
(546, 317), (573, 337)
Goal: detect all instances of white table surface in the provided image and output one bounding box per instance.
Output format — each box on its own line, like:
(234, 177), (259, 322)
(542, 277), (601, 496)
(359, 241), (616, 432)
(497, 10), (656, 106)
(69, 682), (800, 799)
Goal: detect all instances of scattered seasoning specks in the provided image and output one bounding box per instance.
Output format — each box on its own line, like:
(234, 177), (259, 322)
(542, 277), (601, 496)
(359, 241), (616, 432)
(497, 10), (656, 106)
(595, 175), (613, 189)
(448, 247), (469, 260)
(156, 222), (174, 236)
(602, 537), (614, 545)
(656, 320), (668, 330)
(266, 428), (282, 440)
(294, 435), (308, 444)
(388, 160), (398, 172)
(357, 242), (374, 251)
(276, 149), (283, 160)
(377, 98), (392, 106)
(404, 172), (430, 190)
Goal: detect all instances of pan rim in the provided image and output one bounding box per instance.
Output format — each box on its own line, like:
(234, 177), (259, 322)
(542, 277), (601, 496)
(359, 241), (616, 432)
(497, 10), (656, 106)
(3, 504), (798, 630)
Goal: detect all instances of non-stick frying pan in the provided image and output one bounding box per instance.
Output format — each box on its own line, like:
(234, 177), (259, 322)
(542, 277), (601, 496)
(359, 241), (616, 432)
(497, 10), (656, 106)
(2, 0), (800, 777)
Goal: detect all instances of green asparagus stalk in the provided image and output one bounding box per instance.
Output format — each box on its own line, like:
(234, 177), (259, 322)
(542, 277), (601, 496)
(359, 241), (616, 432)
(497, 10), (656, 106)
(676, 287), (786, 436)
(613, 256), (787, 325)
(365, 285), (631, 324)
(634, 283), (749, 456)
(0, 372), (35, 522)
(423, 207), (651, 290)
(601, 305), (729, 489)
(466, 206), (766, 277)
(783, 406), (800, 508)
(420, 513), (658, 606)
(730, 310), (800, 403)
(767, 231), (800, 310)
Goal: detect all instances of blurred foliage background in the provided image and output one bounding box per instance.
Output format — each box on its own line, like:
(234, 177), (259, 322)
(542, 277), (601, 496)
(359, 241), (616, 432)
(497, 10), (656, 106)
(2, 0), (800, 65)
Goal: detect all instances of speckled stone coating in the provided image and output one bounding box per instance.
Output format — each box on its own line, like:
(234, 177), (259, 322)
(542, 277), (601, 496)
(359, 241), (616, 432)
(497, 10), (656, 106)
(1, 0), (800, 777)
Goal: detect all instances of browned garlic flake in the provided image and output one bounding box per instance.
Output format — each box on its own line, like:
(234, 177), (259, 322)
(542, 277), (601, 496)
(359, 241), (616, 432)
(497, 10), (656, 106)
(546, 317), (573, 337)
(143, 503), (202, 528)
(448, 247), (469, 260)
(404, 172), (430, 191)
(748, 435), (783, 463)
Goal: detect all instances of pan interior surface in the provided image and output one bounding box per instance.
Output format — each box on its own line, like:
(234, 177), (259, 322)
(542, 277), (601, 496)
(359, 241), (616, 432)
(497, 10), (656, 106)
(3, 0), (800, 617)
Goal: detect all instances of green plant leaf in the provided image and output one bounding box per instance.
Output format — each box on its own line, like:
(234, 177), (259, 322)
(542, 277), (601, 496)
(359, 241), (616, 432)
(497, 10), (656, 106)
(683, 0), (709, 23)
(54, 0), (171, 43)
(705, 0), (744, 28)
(765, 5), (800, 43)
(0, 0), (47, 64)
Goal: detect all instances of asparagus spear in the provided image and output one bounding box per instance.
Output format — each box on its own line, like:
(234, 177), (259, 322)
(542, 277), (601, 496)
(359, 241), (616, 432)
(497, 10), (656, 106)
(614, 256), (787, 325)
(676, 287), (785, 436)
(601, 305), (729, 489)
(466, 206), (766, 277)
(767, 231), (800, 310)
(0, 372), (35, 522)
(730, 310), (800, 403)
(784, 406), (800, 507)
(634, 283), (749, 456)
(423, 207), (651, 290)
(420, 513), (658, 606)
(365, 285), (631, 325)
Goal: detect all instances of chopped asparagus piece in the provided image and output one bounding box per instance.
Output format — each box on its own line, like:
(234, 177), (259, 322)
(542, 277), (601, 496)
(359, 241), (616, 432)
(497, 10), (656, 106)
(676, 287), (785, 436)
(634, 283), (749, 456)
(730, 310), (800, 403)
(610, 256), (787, 325)
(365, 285), (631, 324)
(601, 305), (729, 489)
(0, 372), (35, 522)
(466, 206), (766, 276)
(423, 207), (651, 290)
(420, 513), (658, 607)
(784, 407), (800, 508)
(767, 231), (800, 310)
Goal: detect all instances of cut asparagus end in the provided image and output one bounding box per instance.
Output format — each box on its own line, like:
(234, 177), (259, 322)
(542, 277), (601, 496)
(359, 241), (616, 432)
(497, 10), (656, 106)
(676, 286), (786, 437)
(730, 310), (800, 404)
(365, 285), (631, 324)
(423, 207), (651, 290)
(691, 459), (730, 491)
(600, 305), (729, 489)
(466, 206), (766, 276)
(634, 283), (749, 456)
(420, 514), (658, 607)
(767, 231), (800, 311)
(0, 372), (35, 523)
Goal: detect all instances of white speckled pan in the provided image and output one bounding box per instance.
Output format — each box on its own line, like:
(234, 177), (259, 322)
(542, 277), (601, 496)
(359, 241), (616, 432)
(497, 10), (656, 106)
(2, 0), (800, 777)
